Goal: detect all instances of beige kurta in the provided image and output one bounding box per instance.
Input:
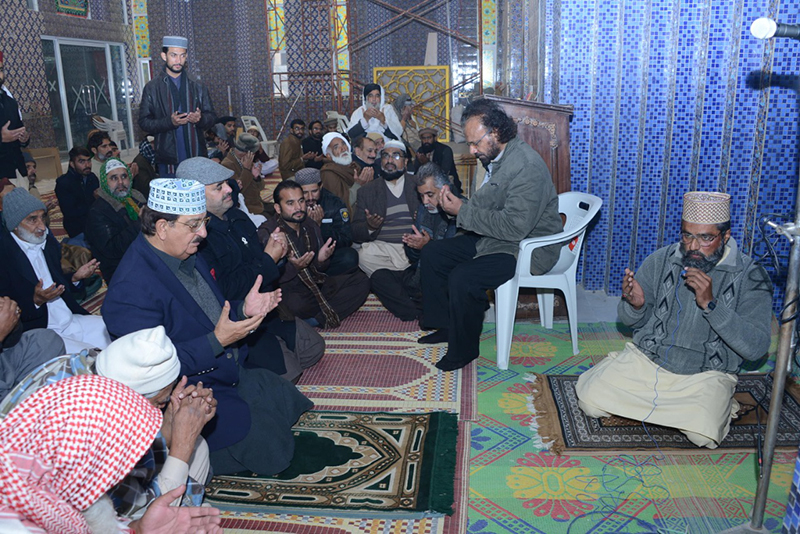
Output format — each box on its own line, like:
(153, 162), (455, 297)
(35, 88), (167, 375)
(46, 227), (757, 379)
(575, 343), (739, 448)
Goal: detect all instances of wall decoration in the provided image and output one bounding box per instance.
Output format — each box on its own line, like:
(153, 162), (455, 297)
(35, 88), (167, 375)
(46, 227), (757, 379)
(55, 0), (88, 17)
(375, 65), (450, 141)
(133, 0), (150, 58)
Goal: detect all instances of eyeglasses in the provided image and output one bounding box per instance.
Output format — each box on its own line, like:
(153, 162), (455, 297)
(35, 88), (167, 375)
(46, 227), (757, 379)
(175, 216), (210, 233)
(380, 152), (404, 160)
(466, 131), (489, 148)
(680, 231), (721, 247)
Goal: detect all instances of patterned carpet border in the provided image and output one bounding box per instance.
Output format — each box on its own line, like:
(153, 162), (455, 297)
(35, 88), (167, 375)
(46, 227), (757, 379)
(527, 372), (800, 454)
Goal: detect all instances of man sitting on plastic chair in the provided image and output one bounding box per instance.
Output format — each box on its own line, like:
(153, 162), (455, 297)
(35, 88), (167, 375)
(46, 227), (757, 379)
(417, 98), (563, 372)
(576, 192), (774, 448)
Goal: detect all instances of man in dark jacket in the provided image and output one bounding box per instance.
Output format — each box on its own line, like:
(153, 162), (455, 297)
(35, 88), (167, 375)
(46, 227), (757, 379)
(85, 158), (146, 283)
(371, 163), (460, 321)
(180, 157), (325, 382)
(301, 120), (326, 170)
(293, 167), (358, 276)
(55, 146), (99, 247)
(419, 98), (563, 371)
(103, 176), (312, 476)
(351, 140), (420, 276)
(0, 53), (30, 180)
(0, 188), (109, 354)
(138, 36), (216, 177)
(412, 127), (461, 194)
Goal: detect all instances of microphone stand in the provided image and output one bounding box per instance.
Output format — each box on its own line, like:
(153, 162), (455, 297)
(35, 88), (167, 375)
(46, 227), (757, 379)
(720, 170), (800, 533)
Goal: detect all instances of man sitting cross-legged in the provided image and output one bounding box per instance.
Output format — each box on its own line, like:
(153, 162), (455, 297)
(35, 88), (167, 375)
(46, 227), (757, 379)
(576, 192), (774, 448)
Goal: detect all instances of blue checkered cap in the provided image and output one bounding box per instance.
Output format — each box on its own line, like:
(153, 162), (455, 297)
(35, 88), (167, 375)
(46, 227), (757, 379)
(147, 178), (206, 215)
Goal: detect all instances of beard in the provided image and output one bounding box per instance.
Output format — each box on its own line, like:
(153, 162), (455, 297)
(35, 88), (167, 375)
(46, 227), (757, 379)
(332, 152), (352, 166)
(110, 185), (131, 200)
(419, 142), (434, 153)
(166, 62), (184, 74)
(15, 226), (46, 245)
(474, 138), (502, 167)
(281, 210), (307, 224)
(96, 152), (108, 162)
(680, 242), (725, 273)
(379, 166), (404, 181)
(424, 203), (439, 214)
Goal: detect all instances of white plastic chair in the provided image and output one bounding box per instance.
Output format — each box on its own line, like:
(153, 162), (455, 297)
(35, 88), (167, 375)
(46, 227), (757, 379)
(241, 115), (278, 158)
(494, 192), (603, 369)
(325, 110), (350, 135)
(92, 115), (128, 150)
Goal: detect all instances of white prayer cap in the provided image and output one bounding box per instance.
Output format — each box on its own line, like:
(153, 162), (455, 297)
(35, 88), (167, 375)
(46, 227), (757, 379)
(147, 178), (206, 215)
(322, 132), (351, 155)
(101, 158), (127, 175)
(383, 140), (407, 153)
(682, 192), (731, 224)
(95, 326), (181, 397)
(163, 36), (188, 49)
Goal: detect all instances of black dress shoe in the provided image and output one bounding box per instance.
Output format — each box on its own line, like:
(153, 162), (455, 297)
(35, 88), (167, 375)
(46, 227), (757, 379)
(418, 328), (449, 344)
(435, 352), (479, 372)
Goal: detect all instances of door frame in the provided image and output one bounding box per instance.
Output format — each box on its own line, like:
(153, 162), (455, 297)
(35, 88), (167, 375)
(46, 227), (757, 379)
(41, 36), (134, 151)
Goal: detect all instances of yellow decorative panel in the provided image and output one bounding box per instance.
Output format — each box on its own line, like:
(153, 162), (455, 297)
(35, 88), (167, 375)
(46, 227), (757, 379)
(374, 66), (450, 142)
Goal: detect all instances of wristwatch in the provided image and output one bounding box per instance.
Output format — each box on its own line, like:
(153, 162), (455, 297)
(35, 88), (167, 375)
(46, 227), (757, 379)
(706, 300), (717, 311)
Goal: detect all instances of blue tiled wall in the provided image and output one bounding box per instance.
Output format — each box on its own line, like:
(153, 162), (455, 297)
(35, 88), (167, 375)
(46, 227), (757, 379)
(549, 0), (800, 311)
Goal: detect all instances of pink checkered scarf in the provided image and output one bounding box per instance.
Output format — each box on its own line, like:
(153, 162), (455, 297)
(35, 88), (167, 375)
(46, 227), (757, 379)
(0, 375), (162, 533)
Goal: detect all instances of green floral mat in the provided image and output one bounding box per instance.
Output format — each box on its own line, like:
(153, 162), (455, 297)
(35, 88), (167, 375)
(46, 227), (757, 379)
(467, 321), (794, 533)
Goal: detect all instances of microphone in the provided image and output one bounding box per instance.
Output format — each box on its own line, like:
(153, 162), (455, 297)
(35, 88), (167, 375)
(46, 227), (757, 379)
(751, 17), (800, 40)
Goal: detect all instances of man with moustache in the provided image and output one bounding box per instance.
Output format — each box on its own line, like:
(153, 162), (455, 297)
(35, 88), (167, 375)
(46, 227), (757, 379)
(418, 98), (562, 371)
(103, 177), (313, 476)
(347, 83), (402, 141)
(189, 158), (325, 381)
(139, 36), (217, 177)
(371, 163), (461, 321)
(319, 132), (371, 211)
(412, 127), (461, 194)
(351, 140), (420, 276)
(0, 51), (31, 181)
(293, 167), (359, 276)
(85, 158), (146, 283)
(216, 115), (238, 146)
(576, 192), (773, 449)
(279, 119), (316, 180)
(55, 146), (100, 247)
(258, 181), (370, 329)
(0, 188), (108, 354)
(352, 135), (378, 172)
(301, 120), (326, 170)
(87, 131), (114, 177)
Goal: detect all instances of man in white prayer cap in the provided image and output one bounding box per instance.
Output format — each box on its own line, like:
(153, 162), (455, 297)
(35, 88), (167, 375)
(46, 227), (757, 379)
(103, 178), (314, 476)
(319, 132), (372, 211)
(139, 35), (217, 177)
(576, 191), (774, 448)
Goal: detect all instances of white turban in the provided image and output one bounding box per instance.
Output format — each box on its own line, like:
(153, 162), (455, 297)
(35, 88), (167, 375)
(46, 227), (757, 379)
(95, 326), (181, 397)
(322, 132), (351, 155)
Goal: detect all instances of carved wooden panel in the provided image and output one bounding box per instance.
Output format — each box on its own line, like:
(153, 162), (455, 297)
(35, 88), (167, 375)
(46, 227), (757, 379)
(485, 95), (573, 193)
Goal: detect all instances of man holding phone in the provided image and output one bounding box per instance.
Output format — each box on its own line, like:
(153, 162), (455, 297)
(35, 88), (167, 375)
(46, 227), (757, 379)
(139, 36), (217, 177)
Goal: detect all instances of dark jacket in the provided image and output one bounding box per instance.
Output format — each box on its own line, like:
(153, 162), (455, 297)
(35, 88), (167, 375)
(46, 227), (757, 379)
(85, 189), (145, 283)
(138, 71), (216, 166)
(351, 174), (420, 243)
(54, 167), (100, 238)
(0, 91), (27, 179)
(132, 152), (157, 199)
(317, 187), (353, 247)
(0, 231), (89, 332)
(413, 142), (461, 192)
(405, 204), (459, 265)
(103, 234), (250, 451)
(301, 136), (324, 170)
(198, 208), (281, 301)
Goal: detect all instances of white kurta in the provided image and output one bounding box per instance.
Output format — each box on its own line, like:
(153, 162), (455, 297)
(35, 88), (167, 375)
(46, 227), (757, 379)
(575, 342), (739, 448)
(10, 232), (110, 354)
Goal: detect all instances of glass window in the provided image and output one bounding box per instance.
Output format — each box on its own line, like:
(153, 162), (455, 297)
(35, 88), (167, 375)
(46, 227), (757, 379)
(110, 44), (133, 146)
(41, 39), (68, 152)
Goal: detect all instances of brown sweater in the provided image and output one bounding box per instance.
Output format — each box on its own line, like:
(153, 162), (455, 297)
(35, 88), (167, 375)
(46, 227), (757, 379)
(278, 134), (304, 180)
(222, 151), (264, 215)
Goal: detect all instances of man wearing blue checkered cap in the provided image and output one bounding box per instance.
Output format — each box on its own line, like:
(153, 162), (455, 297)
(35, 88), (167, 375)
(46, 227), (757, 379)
(139, 35), (217, 177)
(104, 177), (314, 477)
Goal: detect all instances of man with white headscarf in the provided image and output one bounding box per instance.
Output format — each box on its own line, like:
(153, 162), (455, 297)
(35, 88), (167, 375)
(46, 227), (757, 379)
(319, 132), (372, 211)
(85, 158), (147, 283)
(576, 192), (774, 448)
(347, 83), (403, 141)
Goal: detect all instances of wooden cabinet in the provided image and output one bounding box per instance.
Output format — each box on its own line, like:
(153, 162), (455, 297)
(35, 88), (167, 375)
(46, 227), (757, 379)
(485, 95), (574, 193)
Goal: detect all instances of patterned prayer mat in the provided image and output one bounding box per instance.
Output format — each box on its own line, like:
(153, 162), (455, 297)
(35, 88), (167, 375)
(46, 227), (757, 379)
(526, 372), (800, 455)
(206, 410), (458, 514)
